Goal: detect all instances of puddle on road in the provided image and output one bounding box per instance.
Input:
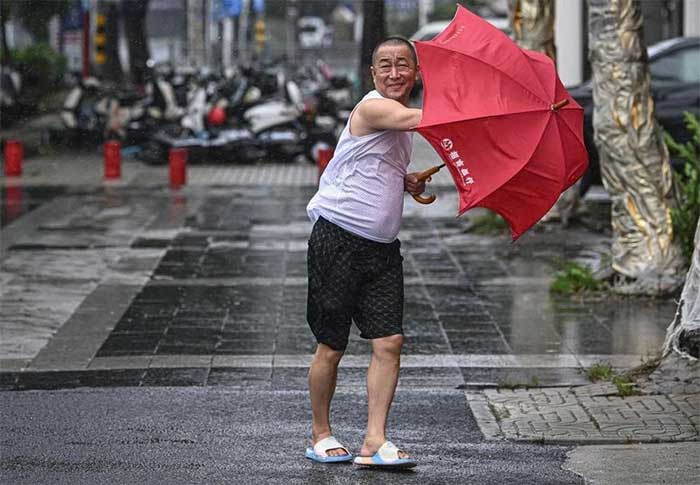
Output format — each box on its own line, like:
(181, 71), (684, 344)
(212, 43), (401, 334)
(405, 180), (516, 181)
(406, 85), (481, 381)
(479, 240), (675, 356)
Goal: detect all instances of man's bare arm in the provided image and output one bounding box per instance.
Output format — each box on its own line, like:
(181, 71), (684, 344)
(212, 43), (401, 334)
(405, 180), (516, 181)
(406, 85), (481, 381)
(352, 99), (422, 136)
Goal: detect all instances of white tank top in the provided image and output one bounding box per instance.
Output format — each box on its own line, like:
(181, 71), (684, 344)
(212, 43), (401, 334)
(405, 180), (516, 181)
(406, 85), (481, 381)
(307, 90), (414, 243)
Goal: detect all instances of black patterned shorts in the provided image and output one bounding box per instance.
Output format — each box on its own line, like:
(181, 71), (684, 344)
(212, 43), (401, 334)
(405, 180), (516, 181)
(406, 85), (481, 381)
(307, 217), (404, 351)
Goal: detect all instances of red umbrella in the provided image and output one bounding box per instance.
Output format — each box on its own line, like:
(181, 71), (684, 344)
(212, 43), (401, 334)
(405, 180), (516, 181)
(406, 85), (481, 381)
(412, 5), (588, 240)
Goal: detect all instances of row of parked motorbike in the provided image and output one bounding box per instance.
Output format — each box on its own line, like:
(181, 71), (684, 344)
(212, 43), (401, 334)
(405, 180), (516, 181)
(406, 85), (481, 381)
(52, 59), (355, 164)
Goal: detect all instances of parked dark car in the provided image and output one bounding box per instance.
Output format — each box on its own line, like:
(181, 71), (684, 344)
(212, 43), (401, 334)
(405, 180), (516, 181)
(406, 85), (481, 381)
(568, 36), (700, 194)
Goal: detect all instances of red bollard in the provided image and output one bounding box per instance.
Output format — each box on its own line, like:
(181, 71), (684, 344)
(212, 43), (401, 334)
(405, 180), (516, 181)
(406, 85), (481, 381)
(316, 147), (335, 178)
(104, 140), (121, 179)
(169, 148), (187, 188)
(3, 140), (23, 177)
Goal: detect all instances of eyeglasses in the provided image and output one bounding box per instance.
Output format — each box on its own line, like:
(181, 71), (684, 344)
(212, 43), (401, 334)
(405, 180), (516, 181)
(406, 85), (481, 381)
(373, 63), (415, 74)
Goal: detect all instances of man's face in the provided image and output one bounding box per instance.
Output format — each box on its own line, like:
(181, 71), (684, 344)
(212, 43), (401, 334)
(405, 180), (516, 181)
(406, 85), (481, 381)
(371, 44), (418, 104)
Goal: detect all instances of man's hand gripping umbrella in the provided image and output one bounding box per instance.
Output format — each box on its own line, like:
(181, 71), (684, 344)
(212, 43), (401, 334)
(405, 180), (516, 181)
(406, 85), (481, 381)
(410, 163), (445, 204)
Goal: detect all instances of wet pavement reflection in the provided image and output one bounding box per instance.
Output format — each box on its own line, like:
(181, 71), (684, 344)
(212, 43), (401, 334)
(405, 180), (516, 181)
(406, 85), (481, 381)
(0, 184), (676, 391)
(0, 185), (65, 227)
(91, 186), (676, 363)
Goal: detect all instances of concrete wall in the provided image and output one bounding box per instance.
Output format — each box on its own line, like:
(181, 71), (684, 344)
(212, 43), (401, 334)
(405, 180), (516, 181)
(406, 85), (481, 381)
(685, 0), (700, 35)
(555, 0), (584, 86)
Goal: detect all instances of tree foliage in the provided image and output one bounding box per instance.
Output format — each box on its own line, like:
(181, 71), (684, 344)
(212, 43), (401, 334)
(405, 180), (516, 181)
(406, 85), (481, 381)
(665, 113), (700, 264)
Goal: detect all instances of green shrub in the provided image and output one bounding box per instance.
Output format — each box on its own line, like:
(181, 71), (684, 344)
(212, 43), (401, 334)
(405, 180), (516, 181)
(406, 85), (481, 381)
(586, 362), (614, 382)
(612, 375), (639, 397)
(550, 262), (601, 294)
(12, 43), (67, 106)
(665, 112), (700, 264)
(585, 361), (640, 396)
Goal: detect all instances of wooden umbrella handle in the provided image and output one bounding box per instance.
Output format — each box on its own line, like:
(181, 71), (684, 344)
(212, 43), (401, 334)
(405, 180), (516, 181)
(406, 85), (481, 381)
(411, 164), (445, 205)
(413, 192), (437, 204)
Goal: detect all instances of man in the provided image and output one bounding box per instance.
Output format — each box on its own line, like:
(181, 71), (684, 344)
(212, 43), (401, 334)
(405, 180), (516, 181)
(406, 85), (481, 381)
(304, 36), (426, 469)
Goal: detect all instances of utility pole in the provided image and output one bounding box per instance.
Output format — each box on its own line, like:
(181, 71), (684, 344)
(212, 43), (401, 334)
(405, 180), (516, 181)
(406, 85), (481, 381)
(222, 16), (233, 68)
(82, 2), (91, 78)
(187, 0), (205, 67)
(238, 0), (250, 65)
(205, 0), (216, 68)
(286, 0), (298, 64)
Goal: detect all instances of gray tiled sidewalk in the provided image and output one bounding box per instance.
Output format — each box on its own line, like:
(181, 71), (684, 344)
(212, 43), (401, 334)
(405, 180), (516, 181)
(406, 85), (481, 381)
(480, 386), (700, 444)
(0, 133), (455, 188)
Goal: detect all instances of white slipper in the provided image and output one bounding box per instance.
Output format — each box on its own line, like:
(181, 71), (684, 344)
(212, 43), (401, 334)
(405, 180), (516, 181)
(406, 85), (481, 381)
(305, 436), (353, 463)
(353, 441), (416, 468)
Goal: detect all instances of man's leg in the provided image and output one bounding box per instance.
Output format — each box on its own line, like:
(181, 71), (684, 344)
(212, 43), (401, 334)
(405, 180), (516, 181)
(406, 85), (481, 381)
(308, 342), (347, 456)
(360, 334), (409, 458)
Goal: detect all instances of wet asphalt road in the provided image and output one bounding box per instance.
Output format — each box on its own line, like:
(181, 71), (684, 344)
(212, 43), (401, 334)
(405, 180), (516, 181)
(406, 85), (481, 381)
(0, 387), (582, 484)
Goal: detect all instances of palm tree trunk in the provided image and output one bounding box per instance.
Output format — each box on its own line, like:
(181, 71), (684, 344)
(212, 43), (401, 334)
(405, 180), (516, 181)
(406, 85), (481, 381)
(508, 0), (556, 60)
(587, 0), (683, 295)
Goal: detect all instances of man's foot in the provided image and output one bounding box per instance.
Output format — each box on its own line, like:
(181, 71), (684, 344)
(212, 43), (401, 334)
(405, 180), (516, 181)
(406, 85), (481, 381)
(354, 440), (416, 468)
(313, 434), (349, 457)
(305, 436), (353, 463)
(360, 438), (409, 459)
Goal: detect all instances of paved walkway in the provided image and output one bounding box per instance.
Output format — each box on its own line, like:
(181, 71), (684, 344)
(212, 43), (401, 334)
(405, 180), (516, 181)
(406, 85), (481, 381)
(0, 134), (458, 188)
(478, 384), (698, 444)
(1, 141), (697, 483)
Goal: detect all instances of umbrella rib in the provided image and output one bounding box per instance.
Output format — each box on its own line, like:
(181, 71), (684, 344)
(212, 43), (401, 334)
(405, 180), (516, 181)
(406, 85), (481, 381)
(418, 107), (566, 130)
(420, 42), (551, 106)
(554, 110), (586, 147)
(446, 113), (557, 218)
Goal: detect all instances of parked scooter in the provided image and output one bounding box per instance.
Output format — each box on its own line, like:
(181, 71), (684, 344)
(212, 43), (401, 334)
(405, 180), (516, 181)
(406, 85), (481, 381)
(146, 64), (338, 164)
(0, 66), (23, 128)
(141, 66), (260, 164)
(53, 58), (344, 165)
(57, 60), (191, 150)
(294, 60), (353, 144)
(240, 71), (339, 163)
(57, 76), (111, 144)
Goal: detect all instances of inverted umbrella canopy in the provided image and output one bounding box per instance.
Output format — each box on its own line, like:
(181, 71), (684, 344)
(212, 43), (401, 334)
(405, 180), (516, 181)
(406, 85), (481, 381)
(414, 5), (588, 240)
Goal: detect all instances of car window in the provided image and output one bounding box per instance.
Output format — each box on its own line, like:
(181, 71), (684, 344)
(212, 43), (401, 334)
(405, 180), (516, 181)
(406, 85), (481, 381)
(650, 46), (700, 86)
(419, 32), (439, 41)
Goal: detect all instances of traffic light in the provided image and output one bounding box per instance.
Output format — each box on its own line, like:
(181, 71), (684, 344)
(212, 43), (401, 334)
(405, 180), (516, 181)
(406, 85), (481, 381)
(95, 14), (106, 65)
(254, 19), (266, 44)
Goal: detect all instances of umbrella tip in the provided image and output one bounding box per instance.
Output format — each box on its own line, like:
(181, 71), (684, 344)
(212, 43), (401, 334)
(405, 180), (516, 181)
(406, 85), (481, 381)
(551, 99), (569, 111)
